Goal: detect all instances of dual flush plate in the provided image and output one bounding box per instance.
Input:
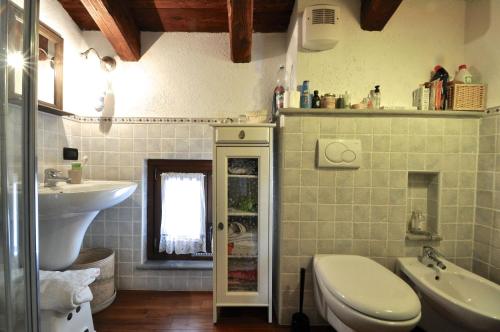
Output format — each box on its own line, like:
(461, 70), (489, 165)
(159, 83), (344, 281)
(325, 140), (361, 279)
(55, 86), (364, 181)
(317, 139), (361, 169)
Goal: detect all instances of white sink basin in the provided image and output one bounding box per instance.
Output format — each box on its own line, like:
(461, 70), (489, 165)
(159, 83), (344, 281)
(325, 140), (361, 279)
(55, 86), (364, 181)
(38, 180), (137, 270)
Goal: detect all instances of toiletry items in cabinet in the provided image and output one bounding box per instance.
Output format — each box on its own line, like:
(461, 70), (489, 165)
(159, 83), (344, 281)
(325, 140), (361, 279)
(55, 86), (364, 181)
(211, 124), (275, 324)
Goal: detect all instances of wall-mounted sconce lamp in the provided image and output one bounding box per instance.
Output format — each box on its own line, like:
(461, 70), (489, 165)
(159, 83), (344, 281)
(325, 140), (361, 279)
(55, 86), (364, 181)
(80, 48), (116, 112)
(80, 48), (116, 72)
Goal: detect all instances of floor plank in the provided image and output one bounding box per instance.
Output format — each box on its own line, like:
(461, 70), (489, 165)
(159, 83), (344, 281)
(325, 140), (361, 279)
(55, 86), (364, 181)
(93, 291), (334, 332)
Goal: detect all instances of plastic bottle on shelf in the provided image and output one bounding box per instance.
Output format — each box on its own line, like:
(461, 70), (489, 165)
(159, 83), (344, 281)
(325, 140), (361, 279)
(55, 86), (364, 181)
(300, 80), (311, 108)
(344, 91), (351, 109)
(373, 85), (381, 109)
(272, 65), (287, 121)
(311, 90), (321, 108)
(454, 64), (473, 84)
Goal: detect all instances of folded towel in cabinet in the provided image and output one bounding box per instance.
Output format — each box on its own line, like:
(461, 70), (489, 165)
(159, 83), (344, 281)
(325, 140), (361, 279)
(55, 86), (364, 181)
(39, 268), (100, 313)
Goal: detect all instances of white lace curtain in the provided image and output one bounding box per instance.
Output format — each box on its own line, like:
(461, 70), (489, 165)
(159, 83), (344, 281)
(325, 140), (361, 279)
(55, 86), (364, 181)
(159, 172), (206, 254)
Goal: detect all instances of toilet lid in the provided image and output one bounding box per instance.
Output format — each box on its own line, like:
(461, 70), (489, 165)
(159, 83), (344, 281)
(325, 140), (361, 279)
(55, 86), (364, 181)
(314, 255), (421, 321)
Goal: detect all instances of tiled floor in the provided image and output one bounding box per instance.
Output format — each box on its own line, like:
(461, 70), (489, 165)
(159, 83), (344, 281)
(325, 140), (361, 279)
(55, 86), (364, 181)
(93, 291), (334, 331)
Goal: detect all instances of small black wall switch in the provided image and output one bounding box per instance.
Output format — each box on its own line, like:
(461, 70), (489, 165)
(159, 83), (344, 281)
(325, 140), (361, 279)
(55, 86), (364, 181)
(63, 147), (78, 160)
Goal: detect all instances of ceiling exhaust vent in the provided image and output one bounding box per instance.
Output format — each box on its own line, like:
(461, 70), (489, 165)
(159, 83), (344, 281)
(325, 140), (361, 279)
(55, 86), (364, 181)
(303, 5), (340, 51)
(312, 7), (336, 25)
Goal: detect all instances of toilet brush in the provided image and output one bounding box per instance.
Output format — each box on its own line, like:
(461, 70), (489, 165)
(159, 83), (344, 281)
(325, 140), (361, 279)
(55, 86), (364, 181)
(291, 268), (310, 332)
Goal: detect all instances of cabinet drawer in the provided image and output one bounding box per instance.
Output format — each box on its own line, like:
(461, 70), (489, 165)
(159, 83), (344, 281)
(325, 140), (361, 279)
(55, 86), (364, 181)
(215, 127), (269, 144)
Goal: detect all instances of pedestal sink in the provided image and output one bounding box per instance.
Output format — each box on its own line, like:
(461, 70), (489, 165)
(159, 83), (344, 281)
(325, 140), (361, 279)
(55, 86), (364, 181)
(38, 180), (137, 270)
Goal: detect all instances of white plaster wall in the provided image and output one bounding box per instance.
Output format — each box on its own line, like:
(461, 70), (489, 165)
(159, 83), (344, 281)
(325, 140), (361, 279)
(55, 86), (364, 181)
(285, 2), (299, 92)
(81, 32), (287, 118)
(465, 0), (500, 107)
(39, 0), (91, 115)
(293, 0), (466, 108)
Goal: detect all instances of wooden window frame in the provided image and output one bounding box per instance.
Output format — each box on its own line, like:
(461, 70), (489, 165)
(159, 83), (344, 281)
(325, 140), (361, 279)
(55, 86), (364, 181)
(147, 159), (212, 261)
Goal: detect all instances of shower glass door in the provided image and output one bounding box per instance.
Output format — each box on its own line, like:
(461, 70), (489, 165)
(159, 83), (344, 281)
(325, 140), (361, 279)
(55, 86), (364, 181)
(1, 0), (40, 331)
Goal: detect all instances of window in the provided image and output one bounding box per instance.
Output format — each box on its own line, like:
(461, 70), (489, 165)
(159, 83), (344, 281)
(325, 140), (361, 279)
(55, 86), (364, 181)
(147, 160), (212, 260)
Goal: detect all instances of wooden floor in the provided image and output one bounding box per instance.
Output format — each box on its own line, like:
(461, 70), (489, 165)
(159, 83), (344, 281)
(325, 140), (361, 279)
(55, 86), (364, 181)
(94, 291), (334, 332)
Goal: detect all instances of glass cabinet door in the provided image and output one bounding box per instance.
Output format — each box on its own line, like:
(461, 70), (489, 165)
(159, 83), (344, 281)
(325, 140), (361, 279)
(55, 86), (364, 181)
(227, 157), (259, 292)
(216, 147), (269, 304)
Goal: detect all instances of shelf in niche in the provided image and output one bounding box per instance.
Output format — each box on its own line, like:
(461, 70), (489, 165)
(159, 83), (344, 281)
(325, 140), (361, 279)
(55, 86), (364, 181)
(405, 232), (442, 241)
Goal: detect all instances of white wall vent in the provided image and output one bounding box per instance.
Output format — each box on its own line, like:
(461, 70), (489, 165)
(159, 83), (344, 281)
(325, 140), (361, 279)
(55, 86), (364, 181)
(312, 7), (336, 25)
(302, 5), (339, 51)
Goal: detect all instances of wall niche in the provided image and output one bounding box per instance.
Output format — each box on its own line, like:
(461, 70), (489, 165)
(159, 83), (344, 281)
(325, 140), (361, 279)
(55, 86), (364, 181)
(406, 172), (442, 241)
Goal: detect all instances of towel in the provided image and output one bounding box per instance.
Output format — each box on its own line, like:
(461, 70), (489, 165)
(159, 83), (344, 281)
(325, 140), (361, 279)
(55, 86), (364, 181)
(39, 268), (100, 313)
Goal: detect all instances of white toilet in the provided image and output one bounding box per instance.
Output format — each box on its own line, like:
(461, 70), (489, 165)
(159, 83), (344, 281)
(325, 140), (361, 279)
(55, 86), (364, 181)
(313, 255), (421, 332)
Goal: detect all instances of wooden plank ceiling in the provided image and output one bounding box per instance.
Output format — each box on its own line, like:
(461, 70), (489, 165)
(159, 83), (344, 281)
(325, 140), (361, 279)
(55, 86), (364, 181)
(58, 0), (293, 33)
(59, 0), (294, 62)
(59, 0), (402, 62)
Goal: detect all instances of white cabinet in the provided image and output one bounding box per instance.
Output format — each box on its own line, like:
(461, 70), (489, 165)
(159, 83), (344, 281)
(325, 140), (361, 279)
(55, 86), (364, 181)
(212, 124), (275, 323)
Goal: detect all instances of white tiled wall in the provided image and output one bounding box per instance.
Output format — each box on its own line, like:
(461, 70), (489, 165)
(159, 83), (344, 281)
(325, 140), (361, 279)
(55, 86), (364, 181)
(276, 114), (480, 324)
(37, 113), (214, 290)
(474, 113), (500, 283)
(81, 122), (213, 290)
(37, 113), (81, 180)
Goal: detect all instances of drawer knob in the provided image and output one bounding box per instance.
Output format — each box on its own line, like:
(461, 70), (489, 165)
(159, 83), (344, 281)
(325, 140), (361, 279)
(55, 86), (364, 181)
(239, 130), (246, 139)
(218, 222), (224, 230)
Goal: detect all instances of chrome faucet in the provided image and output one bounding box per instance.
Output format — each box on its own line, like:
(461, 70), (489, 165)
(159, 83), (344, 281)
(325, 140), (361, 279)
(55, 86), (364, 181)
(44, 168), (69, 187)
(420, 246), (446, 270)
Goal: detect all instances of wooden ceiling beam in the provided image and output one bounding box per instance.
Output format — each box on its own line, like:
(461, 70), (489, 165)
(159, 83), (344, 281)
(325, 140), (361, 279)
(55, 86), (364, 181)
(360, 0), (403, 31)
(227, 0), (253, 63)
(80, 0), (141, 61)
(128, 0), (226, 9)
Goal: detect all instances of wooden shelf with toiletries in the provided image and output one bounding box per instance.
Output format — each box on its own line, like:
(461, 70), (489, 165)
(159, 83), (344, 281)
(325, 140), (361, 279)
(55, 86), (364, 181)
(279, 108), (483, 117)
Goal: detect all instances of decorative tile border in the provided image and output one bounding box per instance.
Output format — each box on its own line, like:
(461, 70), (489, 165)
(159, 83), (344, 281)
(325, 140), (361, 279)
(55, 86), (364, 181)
(64, 115), (226, 124)
(66, 115), (224, 124)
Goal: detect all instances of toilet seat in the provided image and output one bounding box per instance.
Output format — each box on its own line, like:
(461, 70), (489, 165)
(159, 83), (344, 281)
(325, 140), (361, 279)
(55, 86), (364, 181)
(315, 255), (421, 321)
(313, 255), (421, 332)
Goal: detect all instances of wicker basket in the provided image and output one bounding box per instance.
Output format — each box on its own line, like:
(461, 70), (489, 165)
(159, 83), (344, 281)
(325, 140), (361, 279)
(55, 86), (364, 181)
(447, 83), (486, 111)
(70, 248), (116, 314)
(245, 110), (269, 123)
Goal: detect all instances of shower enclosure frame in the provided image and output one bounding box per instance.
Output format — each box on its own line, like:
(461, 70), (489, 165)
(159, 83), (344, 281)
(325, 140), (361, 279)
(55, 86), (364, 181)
(1, 0), (41, 331)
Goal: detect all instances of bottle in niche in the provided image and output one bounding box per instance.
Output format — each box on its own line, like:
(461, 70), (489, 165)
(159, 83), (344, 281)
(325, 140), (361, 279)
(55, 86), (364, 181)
(311, 90), (321, 108)
(417, 211), (427, 232)
(409, 211), (420, 232)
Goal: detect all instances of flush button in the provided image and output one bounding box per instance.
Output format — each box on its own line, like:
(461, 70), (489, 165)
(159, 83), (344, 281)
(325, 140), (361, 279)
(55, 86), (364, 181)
(342, 150), (356, 163)
(317, 139), (361, 169)
(325, 142), (347, 163)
